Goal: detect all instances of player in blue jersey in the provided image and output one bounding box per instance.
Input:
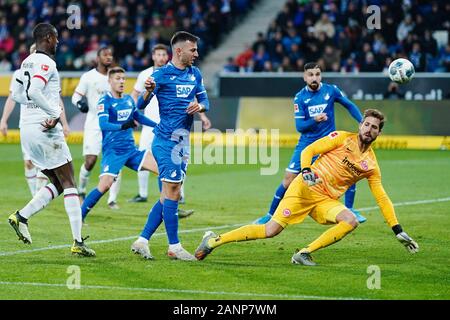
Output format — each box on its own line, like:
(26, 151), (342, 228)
(254, 62), (367, 225)
(80, 67), (159, 221)
(130, 31), (209, 261)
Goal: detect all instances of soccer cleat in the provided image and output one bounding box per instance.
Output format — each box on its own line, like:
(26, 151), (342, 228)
(350, 209), (367, 223)
(128, 195), (148, 203)
(178, 209), (194, 219)
(167, 245), (196, 261)
(8, 211), (32, 244)
(252, 213), (272, 225)
(108, 201), (120, 210)
(291, 250), (317, 266)
(194, 231), (217, 260)
(71, 237), (96, 257)
(131, 240), (154, 260)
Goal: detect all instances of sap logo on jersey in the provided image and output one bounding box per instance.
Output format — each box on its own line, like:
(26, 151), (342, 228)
(308, 104), (327, 117)
(176, 85), (195, 98)
(117, 109), (132, 121)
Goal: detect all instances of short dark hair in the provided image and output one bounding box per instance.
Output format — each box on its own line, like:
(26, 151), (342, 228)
(304, 62), (321, 71)
(363, 109), (385, 130)
(97, 46), (113, 57)
(33, 23), (57, 42)
(170, 31), (199, 47)
(108, 66), (125, 78)
(152, 43), (169, 54)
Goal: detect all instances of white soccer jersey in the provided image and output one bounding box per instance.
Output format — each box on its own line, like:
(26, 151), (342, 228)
(9, 69), (28, 128)
(134, 66), (160, 122)
(17, 52), (61, 125)
(74, 68), (110, 131)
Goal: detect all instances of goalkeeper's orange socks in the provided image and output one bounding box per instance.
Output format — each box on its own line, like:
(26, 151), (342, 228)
(300, 221), (354, 254)
(208, 224), (266, 249)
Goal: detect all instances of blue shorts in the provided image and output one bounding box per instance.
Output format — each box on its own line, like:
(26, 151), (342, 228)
(100, 147), (147, 177)
(152, 135), (188, 183)
(286, 141), (318, 173)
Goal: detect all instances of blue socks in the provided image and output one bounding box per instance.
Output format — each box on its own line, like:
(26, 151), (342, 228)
(81, 188), (104, 220)
(163, 199), (179, 245)
(140, 200), (163, 240)
(268, 183), (287, 215)
(345, 184), (357, 208)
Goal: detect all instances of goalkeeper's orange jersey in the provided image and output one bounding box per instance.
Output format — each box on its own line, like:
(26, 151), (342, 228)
(301, 131), (398, 227)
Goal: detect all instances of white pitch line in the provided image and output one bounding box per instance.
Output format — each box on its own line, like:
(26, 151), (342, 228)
(1, 196), (449, 257)
(0, 281), (366, 300)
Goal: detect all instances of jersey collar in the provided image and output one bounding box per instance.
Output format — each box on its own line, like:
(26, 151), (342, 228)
(35, 50), (53, 59)
(305, 82), (322, 92)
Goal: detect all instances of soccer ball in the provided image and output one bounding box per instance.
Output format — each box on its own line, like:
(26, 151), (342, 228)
(388, 58), (415, 84)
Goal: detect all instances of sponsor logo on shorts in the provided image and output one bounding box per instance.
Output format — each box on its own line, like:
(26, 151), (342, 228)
(283, 209), (291, 217)
(170, 171), (177, 178)
(361, 160), (368, 170)
(104, 165), (109, 172)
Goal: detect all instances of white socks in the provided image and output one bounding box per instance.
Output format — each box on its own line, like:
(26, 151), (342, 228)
(24, 167), (37, 196)
(78, 164), (91, 193)
(169, 243), (182, 251)
(63, 188), (82, 242)
(138, 170), (149, 198)
(108, 171), (122, 203)
(35, 171), (48, 193)
(20, 183), (58, 219)
(138, 236), (148, 244)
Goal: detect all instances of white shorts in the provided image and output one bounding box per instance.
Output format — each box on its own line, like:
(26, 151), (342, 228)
(83, 127), (102, 156)
(21, 142), (31, 161)
(20, 123), (72, 171)
(138, 125), (155, 151)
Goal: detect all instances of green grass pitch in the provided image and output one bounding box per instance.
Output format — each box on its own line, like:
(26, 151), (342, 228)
(0, 144), (449, 300)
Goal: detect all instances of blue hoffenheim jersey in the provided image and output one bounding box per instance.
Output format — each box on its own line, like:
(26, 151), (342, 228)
(294, 82), (357, 144)
(97, 92), (136, 152)
(151, 62), (209, 140)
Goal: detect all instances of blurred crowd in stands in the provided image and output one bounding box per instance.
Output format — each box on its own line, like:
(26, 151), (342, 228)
(0, 0), (256, 71)
(224, 0), (450, 73)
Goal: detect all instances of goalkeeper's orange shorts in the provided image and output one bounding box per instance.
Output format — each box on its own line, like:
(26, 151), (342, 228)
(272, 177), (347, 228)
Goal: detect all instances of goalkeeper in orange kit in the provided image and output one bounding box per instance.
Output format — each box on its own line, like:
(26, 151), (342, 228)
(195, 109), (419, 265)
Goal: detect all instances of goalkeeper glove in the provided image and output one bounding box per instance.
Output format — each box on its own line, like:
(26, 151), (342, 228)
(392, 225), (419, 254)
(76, 99), (89, 113)
(301, 168), (322, 186)
(121, 119), (137, 130)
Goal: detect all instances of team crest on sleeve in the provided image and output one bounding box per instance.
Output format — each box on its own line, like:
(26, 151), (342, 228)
(329, 131), (339, 138)
(294, 103), (299, 112)
(41, 64), (49, 72)
(282, 209), (291, 217)
(97, 104), (104, 112)
(360, 160), (369, 170)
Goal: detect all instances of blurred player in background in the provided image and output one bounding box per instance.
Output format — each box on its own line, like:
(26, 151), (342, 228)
(81, 67), (159, 222)
(254, 62), (367, 225)
(7, 23), (95, 257)
(195, 109), (419, 265)
(129, 43), (211, 214)
(71, 46), (122, 209)
(131, 31), (209, 261)
(1, 43), (70, 196)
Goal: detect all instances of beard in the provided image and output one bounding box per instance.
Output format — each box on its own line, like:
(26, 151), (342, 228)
(308, 82), (319, 90)
(359, 132), (376, 145)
